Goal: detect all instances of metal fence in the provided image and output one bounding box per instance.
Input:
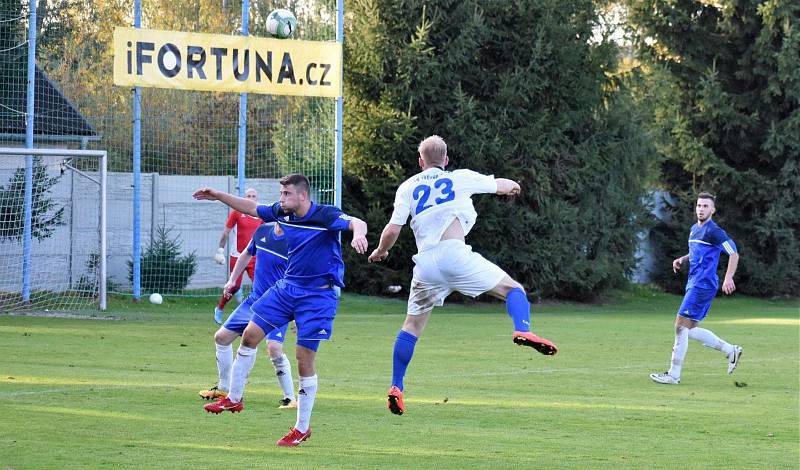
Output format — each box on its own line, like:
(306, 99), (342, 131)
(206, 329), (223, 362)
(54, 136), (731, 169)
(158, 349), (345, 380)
(0, 0), (343, 310)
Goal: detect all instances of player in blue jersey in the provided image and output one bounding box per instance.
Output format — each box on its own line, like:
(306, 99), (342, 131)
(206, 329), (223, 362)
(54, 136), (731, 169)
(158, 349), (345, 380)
(192, 174), (368, 447)
(368, 135), (557, 416)
(198, 222), (299, 408)
(650, 192), (743, 385)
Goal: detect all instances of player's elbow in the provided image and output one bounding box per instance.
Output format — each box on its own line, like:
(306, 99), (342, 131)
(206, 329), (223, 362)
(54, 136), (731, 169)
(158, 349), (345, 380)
(385, 223), (402, 237)
(495, 178), (516, 195)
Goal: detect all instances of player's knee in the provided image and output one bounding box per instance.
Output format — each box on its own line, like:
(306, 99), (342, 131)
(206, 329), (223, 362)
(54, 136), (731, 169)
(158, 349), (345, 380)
(267, 340), (283, 358)
(241, 329), (262, 348)
(492, 277), (523, 298)
(401, 314), (427, 336)
(214, 328), (234, 346)
(295, 342), (317, 376)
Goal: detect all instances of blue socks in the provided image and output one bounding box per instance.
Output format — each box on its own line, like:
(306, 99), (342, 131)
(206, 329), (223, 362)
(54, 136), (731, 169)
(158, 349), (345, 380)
(506, 288), (531, 332)
(391, 330), (418, 391)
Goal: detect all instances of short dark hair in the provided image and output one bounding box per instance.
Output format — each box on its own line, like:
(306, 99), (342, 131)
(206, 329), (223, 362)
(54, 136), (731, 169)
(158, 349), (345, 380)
(279, 173), (310, 194)
(697, 191), (716, 201)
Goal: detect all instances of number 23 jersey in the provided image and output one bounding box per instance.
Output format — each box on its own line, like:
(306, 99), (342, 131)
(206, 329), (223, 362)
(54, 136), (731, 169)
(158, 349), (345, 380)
(389, 167), (497, 253)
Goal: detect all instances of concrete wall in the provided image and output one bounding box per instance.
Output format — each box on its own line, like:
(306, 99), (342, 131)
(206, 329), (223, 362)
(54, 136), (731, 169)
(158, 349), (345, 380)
(0, 153), (671, 293)
(0, 155), (281, 292)
(629, 191), (675, 284)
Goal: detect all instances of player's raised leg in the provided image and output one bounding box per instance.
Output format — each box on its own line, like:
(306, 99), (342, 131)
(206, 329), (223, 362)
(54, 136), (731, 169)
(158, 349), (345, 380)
(488, 275), (558, 355)
(688, 327), (743, 374)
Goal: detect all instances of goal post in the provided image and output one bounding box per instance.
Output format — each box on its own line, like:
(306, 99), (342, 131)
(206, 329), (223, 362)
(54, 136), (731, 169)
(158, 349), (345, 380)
(0, 147), (107, 313)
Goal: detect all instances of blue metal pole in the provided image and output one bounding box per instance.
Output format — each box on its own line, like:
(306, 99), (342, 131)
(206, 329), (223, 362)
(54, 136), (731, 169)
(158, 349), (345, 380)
(334, 0), (343, 209)
(22, 0), (38, 303)
(237, 0), (249, 197)
(132, 0), (142, 300)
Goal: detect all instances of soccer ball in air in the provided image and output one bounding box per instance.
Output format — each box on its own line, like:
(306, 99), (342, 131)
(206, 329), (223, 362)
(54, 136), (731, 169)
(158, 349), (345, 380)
(149, 293), (163, 305)
(266, 9), (297, 39)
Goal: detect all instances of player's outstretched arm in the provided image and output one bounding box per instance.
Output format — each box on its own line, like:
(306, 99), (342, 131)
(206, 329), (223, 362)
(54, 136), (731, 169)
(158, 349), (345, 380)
(349, 217), (369, 254)
(722, 252), (739, 295)
(193, 187), (259, 217)
(495, 178), (521, 196)
(368, 223), (402, 263)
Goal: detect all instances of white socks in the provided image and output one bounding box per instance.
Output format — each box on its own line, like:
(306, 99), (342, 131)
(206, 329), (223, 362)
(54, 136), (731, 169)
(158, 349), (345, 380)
(228, 345), (258, 403)
(271, 353), (296, 401)
(295, 375), (318, 433)
(689, 327), (735, 356)
(668, 326), (689, 379)
(215, 343), (233, 392)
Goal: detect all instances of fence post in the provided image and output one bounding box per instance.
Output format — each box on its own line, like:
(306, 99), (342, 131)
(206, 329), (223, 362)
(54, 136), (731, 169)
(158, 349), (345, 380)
(22, 0), (38, 303)
(335, 0), (344, 209)
(237, 0), (249, 197)
(132, 0), (142, 301)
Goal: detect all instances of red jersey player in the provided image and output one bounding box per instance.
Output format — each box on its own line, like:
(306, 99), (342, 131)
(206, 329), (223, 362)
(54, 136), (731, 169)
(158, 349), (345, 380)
(213, 187), (263, 324)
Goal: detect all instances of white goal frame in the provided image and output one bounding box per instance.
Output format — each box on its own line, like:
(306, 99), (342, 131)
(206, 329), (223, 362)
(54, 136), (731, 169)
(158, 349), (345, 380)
(0, 147), (107, 311)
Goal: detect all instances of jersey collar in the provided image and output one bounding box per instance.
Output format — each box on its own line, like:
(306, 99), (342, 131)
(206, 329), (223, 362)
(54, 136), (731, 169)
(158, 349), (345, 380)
(291, 201), (316, 222)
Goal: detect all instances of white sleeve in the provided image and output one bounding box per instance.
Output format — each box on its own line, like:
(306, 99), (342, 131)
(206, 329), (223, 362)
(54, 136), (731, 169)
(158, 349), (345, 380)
(388, 182), (411, 226)
(455, 169), (497, 195)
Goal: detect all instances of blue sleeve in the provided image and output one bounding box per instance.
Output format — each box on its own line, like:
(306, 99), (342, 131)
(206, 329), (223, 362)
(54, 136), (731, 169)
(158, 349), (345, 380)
(247, 237), (256, 256)
(318, 205), (353, 232)
(711, 227), (738, 255)
(256, 203), (281, 223)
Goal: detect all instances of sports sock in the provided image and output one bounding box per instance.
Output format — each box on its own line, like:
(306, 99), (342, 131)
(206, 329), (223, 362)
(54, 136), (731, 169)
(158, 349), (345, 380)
(506, 287), (531, 332)
(668, 326), (689, 379)
(215, 343), (233, 391)
(392, 330), (418, 391)
(271, 353), (295, 401)
(217, 286), (239, 309)
(295, 375), (318, 433)
(688, 327), (735, 356)
(228, 345), (257, 402)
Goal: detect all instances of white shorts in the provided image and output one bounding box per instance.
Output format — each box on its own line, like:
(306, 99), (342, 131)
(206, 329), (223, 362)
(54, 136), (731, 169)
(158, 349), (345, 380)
(407, 240), (507, 315)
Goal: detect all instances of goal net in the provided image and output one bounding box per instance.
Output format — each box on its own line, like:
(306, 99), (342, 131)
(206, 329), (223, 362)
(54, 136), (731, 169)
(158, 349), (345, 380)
(0, 147), (107, 314)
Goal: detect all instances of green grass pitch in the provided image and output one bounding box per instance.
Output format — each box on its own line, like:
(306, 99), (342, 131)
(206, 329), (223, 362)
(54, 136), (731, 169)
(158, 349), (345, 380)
(1, 289), (797, 469)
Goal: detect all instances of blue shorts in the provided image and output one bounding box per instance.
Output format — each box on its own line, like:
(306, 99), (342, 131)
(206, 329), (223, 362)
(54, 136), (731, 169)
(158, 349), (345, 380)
(250, 279), (338, 343)
(677, 287), (717, 322)
(223, 297), (289, 343)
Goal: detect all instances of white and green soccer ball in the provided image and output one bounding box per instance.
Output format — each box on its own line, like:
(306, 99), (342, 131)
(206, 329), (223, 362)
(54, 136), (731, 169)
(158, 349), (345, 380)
(266, 9), (297, 39)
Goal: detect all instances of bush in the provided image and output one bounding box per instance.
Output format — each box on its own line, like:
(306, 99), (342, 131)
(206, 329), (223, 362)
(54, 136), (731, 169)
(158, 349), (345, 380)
(128, 226), (197, 293)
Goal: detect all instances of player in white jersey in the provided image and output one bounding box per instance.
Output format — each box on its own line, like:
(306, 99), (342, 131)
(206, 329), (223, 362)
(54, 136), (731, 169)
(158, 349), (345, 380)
(369, 135), (558, 416)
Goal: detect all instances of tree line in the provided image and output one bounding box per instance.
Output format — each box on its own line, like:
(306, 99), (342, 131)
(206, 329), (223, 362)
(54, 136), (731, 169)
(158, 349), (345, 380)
(341, 0), (798, 299)
(2, 0), (796, 298)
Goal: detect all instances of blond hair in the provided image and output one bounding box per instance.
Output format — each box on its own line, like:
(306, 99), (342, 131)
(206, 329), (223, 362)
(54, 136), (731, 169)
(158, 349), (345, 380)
(418, 135), (447, 166)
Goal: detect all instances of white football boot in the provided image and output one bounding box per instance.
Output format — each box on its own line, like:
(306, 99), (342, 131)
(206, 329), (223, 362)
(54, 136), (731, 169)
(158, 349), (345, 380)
(727, 345), (743, 374)
(649, 372), (680, 385)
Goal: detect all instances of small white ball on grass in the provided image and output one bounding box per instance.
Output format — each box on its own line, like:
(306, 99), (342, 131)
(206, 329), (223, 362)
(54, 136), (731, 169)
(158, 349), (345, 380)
(149, 293), (163, 305)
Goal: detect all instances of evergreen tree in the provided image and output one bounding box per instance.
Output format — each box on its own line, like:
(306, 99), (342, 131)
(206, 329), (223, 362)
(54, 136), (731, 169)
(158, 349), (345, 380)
(0, 157), (65, 242)
(343, 0), (653, 300)
(626, 0), (800, 296)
